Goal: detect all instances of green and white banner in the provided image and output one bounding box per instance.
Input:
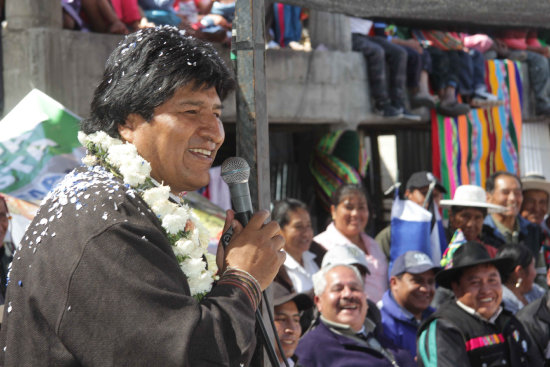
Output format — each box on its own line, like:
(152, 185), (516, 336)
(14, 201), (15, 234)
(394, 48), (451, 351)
(0, 89), (84, 201)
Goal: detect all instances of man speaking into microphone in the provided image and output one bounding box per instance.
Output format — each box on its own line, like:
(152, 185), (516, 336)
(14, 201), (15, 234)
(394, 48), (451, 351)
(0, 26), (285, 366)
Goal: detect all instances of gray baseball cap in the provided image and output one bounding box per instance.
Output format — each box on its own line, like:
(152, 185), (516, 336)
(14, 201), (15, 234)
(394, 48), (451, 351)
(390, 251), (441, 277)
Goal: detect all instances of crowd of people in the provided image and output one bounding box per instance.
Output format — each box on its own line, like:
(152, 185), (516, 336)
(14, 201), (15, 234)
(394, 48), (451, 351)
(271, 171), (550, 366)
(58, 3), (550, 120)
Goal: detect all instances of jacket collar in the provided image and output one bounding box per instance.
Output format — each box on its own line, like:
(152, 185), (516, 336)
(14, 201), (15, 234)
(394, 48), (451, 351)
(381, 290), (434, 324)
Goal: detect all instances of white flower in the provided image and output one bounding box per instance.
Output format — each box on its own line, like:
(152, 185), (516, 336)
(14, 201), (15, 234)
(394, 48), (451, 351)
(143, 186), (170, 207)
(82, 131), (122, 151)
(162, 213), (186, 235)
(81, 155), (98, 166)
(181, 257), (206, 278)
(151, 200), (176, 219)
(175, 238), (203, 259)
(188, 271), (213, 295)
(119, 160), (151, 187)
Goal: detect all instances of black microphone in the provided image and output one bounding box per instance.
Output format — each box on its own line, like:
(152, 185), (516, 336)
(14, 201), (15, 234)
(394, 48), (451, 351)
(220, 157), (253, 227)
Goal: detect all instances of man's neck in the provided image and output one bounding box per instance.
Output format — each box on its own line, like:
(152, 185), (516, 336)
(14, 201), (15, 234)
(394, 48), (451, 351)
(492, 213), (516, 230)
(286, 249), (304, 266)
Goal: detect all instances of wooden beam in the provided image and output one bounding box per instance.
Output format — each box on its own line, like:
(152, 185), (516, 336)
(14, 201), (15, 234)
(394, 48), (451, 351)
(233, 0), (271, 212)
(281, 0), (550, 29)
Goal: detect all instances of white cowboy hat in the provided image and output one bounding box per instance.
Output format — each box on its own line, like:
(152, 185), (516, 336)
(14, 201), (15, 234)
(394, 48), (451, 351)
(521, 173), (550, 195)
(440, 185), (506, 213)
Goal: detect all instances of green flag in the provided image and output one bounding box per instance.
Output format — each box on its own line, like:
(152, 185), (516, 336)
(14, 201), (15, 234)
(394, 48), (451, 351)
(0, 89), (84, 201)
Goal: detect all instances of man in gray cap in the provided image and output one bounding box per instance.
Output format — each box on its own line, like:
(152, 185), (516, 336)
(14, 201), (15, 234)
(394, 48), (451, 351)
(376, 171), (447, 262)
(378, 250), (440, 358)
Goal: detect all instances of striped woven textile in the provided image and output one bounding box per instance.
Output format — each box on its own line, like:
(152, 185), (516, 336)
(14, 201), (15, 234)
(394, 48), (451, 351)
(432, 59), (523, 199)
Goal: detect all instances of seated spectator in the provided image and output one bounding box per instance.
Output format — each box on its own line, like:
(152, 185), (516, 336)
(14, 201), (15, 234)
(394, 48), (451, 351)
(198, 0), (234, 40)
(269, 3), (307, 50)
(414, 30), (500, 112)
(417, 241), (542, 366)
(138, 0), (183, 26)
(380, 24), (437, 109)
(111, 0), (154, 31)
(349, 17), (420, 120)
(314, 184), (388, 303)
(520, 174), (550, 267)
(496, 30), (550, 116)
(273, 282), (314, 367)
(62, 0), (128, 34)
(376, 171), (446, 263)
(497, 244), (544, 314)
(516, 267), (550, 364)
(377, 251), (440, 358)
(411, 30), (470, 117)
(295, 264), (415, 367)
(272, 198), (324, 293)
(440, 184), (506, 256)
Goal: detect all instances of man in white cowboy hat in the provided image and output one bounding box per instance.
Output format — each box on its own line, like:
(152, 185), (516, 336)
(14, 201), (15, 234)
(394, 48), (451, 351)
(440, 184), (506, 257)
(520, 174), (550, 268)
(417, 241), (543, 367)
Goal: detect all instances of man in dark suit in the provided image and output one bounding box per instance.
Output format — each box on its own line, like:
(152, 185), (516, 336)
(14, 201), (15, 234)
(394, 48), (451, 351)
(295, 264), (414, 367)
(0, 26), (285, 366)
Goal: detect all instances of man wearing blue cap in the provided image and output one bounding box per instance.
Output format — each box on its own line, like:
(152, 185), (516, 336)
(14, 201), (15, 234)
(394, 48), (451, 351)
(378, 251), (440, 358)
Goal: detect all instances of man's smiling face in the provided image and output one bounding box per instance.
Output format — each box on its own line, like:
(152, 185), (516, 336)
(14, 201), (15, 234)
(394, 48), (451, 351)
(118, 83), (224, 193)
(451, 263), (503, 320)
(315, 265), (367, 332)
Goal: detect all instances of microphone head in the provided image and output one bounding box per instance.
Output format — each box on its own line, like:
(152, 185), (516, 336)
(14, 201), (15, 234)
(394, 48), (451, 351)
(221, 157), (250, 184)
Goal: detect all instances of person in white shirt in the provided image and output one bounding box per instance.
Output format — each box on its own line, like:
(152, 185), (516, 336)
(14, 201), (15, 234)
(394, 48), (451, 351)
(272, 198), (322, 293)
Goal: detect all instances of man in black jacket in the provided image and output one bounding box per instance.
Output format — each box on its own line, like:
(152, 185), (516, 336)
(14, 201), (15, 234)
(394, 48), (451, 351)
(417, 241), (543, 366)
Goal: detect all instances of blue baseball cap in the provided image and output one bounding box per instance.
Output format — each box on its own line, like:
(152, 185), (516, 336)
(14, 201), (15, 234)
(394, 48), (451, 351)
(390, 251), (441, 277)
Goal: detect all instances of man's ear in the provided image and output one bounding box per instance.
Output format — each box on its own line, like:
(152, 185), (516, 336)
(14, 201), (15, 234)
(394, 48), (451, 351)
(314, 295), (322, 312)
(389, 276), (398, 288)
(118, 113), (143, 143)
(404, 189), (411, 200)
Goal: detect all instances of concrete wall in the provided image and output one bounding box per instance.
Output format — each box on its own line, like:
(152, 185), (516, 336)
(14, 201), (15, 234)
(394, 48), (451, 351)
(3, 29), (122, 119)
(2, 24), (372, 127)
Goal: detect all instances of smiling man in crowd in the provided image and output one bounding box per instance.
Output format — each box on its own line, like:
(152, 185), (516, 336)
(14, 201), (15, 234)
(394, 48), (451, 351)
(482, 171), (546, 286)
(295, 264), (414, 367)
(417, 241), (542, 366)
(378, 251), (440, 358)
(273, 282), (314, 367)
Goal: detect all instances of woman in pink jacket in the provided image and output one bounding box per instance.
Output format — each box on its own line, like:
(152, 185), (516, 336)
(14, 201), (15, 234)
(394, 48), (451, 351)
(314, 183), (388, 302)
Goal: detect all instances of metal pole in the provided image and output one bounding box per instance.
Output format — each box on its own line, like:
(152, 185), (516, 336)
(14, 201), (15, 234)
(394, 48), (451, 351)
(232, 0), (270, 212)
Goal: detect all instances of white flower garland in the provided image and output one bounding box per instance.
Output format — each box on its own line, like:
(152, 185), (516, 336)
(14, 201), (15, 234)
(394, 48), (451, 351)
(78, 131), (217, 299)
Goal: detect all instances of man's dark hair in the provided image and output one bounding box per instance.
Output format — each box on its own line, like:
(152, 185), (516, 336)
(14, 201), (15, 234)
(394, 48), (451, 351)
(81, 26), (235, 138)
(330, 183), (368, 206)
(485, 171), (522, 194)
(496, 244), (533, 283)
(272, 198), (308, 228)
(450, 206), (488, 218)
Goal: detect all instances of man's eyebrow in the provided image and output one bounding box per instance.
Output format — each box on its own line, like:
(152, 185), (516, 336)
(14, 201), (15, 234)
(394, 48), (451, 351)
(178, 100), (224, 109)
